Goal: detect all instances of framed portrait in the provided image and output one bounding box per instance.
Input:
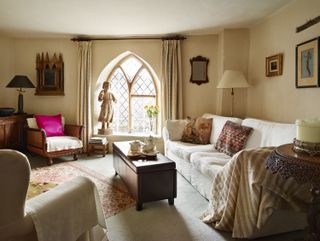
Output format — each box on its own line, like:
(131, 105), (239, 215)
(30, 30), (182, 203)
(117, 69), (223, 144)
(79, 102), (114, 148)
(190, 56), (209, 85)
(266, 54), (283, 77)
(296, 37), (320, 88)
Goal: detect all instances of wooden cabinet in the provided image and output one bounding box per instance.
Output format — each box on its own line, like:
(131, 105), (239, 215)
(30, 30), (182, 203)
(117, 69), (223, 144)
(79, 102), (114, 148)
(0, 115), (30, 151)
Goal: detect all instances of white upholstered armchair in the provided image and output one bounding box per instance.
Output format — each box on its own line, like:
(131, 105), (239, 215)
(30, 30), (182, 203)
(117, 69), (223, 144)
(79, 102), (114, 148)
(0, 149), (108, 241)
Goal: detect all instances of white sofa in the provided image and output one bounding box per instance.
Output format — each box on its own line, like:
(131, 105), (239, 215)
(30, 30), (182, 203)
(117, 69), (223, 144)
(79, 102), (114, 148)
(163, 114), (307, 238)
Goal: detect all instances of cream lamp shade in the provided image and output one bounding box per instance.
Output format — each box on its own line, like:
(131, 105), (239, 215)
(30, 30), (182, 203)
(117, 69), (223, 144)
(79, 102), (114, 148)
(217, 70), (249, 89)
(217, 70), (249, 116)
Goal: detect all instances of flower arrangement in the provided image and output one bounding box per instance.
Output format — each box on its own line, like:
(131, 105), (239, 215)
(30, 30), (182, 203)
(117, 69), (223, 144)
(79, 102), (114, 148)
(144, 105), (159, 133)
(144, 105), (159, 118)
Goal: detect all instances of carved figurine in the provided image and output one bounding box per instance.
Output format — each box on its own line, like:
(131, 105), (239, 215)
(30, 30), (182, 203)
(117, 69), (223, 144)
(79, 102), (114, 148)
(98, 81), (116, 135)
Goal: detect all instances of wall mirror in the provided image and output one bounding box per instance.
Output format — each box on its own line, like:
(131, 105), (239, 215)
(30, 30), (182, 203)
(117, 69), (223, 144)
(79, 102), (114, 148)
(35, 52), (64, 95)
(190, 55), (209, 85)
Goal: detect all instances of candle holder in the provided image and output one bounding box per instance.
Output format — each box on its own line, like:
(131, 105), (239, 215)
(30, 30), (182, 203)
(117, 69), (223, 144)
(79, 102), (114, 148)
(293, 138), (320, 156)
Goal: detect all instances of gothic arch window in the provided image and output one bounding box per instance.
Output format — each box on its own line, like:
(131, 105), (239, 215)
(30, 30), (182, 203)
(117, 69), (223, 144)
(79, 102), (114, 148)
(108, 55), (159, 133)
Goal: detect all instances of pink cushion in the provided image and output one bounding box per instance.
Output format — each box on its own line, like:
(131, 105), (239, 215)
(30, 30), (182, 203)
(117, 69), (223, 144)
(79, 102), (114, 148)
(35, 114), (64, 137)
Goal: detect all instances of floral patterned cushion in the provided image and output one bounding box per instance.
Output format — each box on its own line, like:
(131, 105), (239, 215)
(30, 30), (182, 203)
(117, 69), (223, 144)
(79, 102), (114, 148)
(215, 120), (253, 156)
(181, 117), (212, 144)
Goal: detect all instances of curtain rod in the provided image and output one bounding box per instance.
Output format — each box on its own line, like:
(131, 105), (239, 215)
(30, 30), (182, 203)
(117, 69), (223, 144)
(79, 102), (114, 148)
(71, 35), (186, 42)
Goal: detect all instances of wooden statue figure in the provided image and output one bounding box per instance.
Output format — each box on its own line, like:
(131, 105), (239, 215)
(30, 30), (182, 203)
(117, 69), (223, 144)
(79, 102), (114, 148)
(98, 81), (116, 135)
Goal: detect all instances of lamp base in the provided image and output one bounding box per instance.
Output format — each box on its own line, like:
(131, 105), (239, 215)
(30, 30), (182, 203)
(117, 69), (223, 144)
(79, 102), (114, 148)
(17, 93), (24, 115)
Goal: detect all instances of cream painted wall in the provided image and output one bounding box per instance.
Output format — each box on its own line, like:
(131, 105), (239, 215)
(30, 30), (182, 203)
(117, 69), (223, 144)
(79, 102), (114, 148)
(0, 36), (14, 107)
(247, 0), (320, 123)
(216, 29), (249, 118)
(0, 36), (220, 129)
(182, 35), (219, 118)
(0, 38), (78, 123)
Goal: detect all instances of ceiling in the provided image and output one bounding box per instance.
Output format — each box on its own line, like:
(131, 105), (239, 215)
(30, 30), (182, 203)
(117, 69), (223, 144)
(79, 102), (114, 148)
(0, 0), (293, 38)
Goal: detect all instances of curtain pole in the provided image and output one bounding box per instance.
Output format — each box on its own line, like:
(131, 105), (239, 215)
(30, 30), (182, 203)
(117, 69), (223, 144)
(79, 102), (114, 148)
(71, 36), (186, 42)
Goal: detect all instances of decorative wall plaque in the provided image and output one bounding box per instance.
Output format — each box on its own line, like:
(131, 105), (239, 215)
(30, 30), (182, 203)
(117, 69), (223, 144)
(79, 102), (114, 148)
(35, 52), (64, 95)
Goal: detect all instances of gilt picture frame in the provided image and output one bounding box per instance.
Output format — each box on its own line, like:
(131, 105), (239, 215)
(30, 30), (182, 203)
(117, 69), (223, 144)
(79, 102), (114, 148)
(35, 52), (65, 95)
(266, 54), (283, 77)
(296, 37), (320, 88)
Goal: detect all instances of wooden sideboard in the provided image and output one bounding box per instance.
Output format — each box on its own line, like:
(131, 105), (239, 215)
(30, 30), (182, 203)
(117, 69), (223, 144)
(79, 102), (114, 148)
(0, 115), (31, 151)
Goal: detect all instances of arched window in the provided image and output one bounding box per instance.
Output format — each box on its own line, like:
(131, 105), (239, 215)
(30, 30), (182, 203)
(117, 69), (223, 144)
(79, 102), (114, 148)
(108, 55), (159, 134)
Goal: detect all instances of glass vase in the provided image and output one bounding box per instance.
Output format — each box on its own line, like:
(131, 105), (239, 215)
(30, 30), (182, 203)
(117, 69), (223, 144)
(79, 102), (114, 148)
(148, 117), (155, 135)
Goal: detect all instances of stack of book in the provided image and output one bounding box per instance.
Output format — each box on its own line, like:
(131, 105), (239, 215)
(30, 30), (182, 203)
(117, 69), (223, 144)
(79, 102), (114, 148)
(89, 137), (107, 145)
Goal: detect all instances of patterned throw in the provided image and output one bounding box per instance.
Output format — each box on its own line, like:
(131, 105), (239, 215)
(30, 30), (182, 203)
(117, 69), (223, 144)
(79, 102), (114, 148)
(29, 162), (135, 218)
(201, 147), (311, 238)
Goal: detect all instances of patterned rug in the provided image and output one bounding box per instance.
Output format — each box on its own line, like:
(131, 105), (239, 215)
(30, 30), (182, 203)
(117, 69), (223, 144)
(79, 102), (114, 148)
(30, 162), (135, 218)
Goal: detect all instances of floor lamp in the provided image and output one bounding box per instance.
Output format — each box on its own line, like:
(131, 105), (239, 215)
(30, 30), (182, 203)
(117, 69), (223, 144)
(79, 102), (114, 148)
(217, 70), (249, 117)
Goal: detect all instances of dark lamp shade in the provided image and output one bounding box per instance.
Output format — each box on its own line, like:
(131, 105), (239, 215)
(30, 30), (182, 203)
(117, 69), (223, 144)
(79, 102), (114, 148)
(6, 75), (35, 88)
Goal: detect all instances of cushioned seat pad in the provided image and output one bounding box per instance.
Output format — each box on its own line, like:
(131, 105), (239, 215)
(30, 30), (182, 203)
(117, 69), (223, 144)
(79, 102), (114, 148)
(167, 140), (215, 162)
(190, 151), (230, 178)
(46, 136), (83, 152)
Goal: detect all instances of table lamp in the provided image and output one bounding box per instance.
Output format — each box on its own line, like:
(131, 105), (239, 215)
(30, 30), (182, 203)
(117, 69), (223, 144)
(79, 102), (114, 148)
(217, 70), (250, 117)
(6, 75), (35, 114)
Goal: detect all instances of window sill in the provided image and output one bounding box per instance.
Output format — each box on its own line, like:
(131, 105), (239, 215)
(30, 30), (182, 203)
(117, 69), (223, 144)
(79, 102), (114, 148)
(112, 132), (160, 137)
(94, 132), (164, 153)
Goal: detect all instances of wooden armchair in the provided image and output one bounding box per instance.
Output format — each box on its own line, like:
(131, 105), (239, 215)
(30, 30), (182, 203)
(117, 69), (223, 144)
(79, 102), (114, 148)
(26, 117), (84, 165)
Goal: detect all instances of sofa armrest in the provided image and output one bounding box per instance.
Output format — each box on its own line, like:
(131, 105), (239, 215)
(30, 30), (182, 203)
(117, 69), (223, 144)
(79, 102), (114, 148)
(162, 126), (170, 142)
(27, 128), (46, 150)
(25, 176), (106, 240)
(64, 124), (84, 140)
(162, 127), (170, 156)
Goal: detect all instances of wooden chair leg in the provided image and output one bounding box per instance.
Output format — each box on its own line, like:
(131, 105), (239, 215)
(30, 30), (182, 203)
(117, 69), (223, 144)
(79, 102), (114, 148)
(47, 158), (53, 166)
(73, 154), (78, 160)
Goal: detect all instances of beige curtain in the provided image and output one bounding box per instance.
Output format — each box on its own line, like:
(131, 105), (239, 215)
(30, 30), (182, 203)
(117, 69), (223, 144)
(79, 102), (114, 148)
(77, 41), (92, 151)
(161, 40), (183, 122)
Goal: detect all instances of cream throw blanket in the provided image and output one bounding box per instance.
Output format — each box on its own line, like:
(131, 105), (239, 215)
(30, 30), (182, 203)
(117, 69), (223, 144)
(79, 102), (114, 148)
(201, 147), (311, 238)
(26, 176), (107, 241)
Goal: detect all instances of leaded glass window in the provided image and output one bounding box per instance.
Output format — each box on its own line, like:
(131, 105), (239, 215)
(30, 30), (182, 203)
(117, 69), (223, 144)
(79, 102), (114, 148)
(109, 56), (158, 133)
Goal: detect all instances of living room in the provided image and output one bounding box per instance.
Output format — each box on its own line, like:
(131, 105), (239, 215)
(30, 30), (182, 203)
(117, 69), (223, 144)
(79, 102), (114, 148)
(0, 0), (320, 240)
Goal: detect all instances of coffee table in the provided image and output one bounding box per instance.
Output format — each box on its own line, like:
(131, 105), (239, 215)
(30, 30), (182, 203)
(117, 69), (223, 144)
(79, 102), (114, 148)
(113, 141), (177, 210)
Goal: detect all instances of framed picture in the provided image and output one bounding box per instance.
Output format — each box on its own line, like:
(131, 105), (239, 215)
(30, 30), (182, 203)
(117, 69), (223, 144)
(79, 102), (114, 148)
(296, 37), (319, 88)
(35, 52), (64, 95)
(266, 54), (283, 77)
(190, 56), (209, 85)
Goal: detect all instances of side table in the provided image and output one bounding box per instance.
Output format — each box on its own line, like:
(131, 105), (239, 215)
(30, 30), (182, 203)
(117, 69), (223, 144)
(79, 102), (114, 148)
(266, 144), (320, 241)
(87, 142), (108, 157)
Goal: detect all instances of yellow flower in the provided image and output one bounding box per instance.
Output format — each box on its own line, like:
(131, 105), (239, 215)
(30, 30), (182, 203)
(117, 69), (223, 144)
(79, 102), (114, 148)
(144, 104), (159, 118)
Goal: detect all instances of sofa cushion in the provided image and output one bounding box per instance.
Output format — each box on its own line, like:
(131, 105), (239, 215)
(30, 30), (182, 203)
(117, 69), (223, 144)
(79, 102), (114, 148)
(181, 117), (212, 144)
(46, 136), (83, 152)
(202, 113), (242, 144)
(243, 118), (295, 149)
(35, 114), (64, 137)
(215, 121), (253, 156)
(166, 119), (188, 141)
(190, 151), (230, 178)
(166, 140), (214, 162)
